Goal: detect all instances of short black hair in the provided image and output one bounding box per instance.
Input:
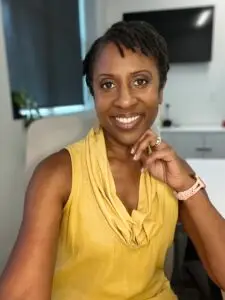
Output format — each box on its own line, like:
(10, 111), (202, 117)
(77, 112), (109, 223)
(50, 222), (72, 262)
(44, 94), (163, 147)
(83, 21), (170, 95)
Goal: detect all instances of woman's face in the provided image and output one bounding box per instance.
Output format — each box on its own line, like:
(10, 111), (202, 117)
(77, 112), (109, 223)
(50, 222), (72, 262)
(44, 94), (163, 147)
(92, 43), (163, 146)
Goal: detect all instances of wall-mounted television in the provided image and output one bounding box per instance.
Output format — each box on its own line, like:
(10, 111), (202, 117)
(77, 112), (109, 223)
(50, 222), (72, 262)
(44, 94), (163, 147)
(123, 6), (214, 63)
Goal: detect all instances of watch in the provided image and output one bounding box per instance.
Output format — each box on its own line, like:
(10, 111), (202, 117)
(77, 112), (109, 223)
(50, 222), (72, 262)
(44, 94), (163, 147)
(174, 175), (206, 201)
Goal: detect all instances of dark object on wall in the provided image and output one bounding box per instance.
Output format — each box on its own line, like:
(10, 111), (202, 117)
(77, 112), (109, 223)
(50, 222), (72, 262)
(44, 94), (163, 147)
(171, 223), (223, 300)
(123, 6), (214, 63)
(162, 103), (172, 127)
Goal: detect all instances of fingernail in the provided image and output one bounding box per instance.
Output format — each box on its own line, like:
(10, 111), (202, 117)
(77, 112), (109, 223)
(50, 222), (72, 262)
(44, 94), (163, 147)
(133, 154), (138, 160)
(141, 167), (146, 173)
(131, 148), (135, 155)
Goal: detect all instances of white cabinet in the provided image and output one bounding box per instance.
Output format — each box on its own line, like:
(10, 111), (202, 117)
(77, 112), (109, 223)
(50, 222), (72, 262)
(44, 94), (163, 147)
(161, 130), (225, 159)
(161, 132), (203, 158)
(205, 133), (225, 158)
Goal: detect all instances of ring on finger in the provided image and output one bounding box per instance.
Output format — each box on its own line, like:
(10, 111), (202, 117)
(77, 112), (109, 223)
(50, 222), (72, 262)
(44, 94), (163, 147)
(152, 136), (162, 148)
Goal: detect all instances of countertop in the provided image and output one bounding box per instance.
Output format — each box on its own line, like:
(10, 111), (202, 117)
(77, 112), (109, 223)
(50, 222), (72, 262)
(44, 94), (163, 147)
(160, 125), (225, 133)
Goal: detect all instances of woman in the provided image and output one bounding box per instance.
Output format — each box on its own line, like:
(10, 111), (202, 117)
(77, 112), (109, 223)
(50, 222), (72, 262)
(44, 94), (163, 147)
(0, 21), (225, 300)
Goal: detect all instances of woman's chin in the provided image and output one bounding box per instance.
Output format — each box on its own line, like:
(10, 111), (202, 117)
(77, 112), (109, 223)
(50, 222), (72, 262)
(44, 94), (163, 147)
(102, 117), (152, 146)
(108, 128), (147, 147)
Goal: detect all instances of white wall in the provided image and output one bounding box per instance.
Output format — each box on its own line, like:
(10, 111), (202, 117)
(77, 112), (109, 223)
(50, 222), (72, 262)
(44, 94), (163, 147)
(0, 2), (26, 272)
(93, 0), (225, 126)
(84, 0), (99, 50)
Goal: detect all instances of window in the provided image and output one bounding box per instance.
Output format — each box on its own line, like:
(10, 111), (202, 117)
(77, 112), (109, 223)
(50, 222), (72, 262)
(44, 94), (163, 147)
(2, 0), (87, 119)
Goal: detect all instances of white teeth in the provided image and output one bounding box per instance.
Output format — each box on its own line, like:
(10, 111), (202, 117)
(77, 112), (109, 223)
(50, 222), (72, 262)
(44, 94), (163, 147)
(115, 115), (140, 124)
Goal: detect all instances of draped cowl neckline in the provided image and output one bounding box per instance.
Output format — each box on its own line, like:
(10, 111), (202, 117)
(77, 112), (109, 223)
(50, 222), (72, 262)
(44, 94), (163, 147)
(85, 127), (163, 247)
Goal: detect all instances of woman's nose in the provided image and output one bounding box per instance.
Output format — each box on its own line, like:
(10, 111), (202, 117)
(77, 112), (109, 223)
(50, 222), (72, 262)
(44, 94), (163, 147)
(114, 86), (137, 109)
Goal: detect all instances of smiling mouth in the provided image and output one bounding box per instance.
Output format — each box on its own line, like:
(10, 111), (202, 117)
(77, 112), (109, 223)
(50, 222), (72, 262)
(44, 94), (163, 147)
(111, 114), (144, 130)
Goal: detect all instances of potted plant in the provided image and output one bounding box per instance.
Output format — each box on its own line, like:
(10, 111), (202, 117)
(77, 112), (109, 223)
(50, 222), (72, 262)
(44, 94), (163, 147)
(11, 90), (41, 127)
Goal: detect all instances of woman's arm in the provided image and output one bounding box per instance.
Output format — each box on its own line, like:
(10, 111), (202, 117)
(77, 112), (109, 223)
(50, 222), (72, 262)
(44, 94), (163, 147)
(179, 178), (225, 290)
(0, 150), (71, 300)
(177, 159), (225, 289)
(131, 129), (225, 291)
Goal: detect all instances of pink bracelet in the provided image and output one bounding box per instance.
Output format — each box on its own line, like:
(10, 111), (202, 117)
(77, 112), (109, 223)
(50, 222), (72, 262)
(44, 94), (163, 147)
(174, 175), (206, 201)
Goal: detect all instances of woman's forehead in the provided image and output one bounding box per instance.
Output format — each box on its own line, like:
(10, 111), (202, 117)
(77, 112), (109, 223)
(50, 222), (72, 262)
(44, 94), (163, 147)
(93, 43), (158, 77)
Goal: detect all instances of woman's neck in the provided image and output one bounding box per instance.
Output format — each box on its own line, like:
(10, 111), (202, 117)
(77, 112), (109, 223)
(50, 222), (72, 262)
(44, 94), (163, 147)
(104, 132), (132, 162)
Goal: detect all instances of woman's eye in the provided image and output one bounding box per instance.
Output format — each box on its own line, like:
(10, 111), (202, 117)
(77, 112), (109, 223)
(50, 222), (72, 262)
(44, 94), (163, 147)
(134, 78), (149, 87)
(100, 81), (115, 90)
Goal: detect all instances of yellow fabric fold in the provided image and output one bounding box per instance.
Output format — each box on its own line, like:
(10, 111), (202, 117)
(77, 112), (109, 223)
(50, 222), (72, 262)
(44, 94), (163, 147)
(85, 127), (163, 247)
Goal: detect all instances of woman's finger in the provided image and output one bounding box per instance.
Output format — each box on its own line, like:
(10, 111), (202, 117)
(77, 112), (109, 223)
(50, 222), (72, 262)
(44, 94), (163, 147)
(133, 137), (152, 160)
(131, 131), (148, 155)
(132, 131), (168, 160)
(143, 148), (176, 167)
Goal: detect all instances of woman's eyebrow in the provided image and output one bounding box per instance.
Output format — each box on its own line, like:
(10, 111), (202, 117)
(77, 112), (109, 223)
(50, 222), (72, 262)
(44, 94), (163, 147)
(96, 70), (152, 79)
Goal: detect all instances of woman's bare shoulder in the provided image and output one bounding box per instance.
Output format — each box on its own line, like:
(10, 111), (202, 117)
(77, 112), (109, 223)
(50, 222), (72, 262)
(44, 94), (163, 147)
(29, 149), (72, 206)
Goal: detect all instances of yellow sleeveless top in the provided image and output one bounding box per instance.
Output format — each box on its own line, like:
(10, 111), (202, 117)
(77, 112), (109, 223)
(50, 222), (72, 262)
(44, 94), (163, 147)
(52, 128), (178, 300)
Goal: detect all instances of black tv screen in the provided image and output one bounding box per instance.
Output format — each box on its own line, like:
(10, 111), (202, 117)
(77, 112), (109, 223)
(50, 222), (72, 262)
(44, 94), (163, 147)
(123, 6), (214, 63)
